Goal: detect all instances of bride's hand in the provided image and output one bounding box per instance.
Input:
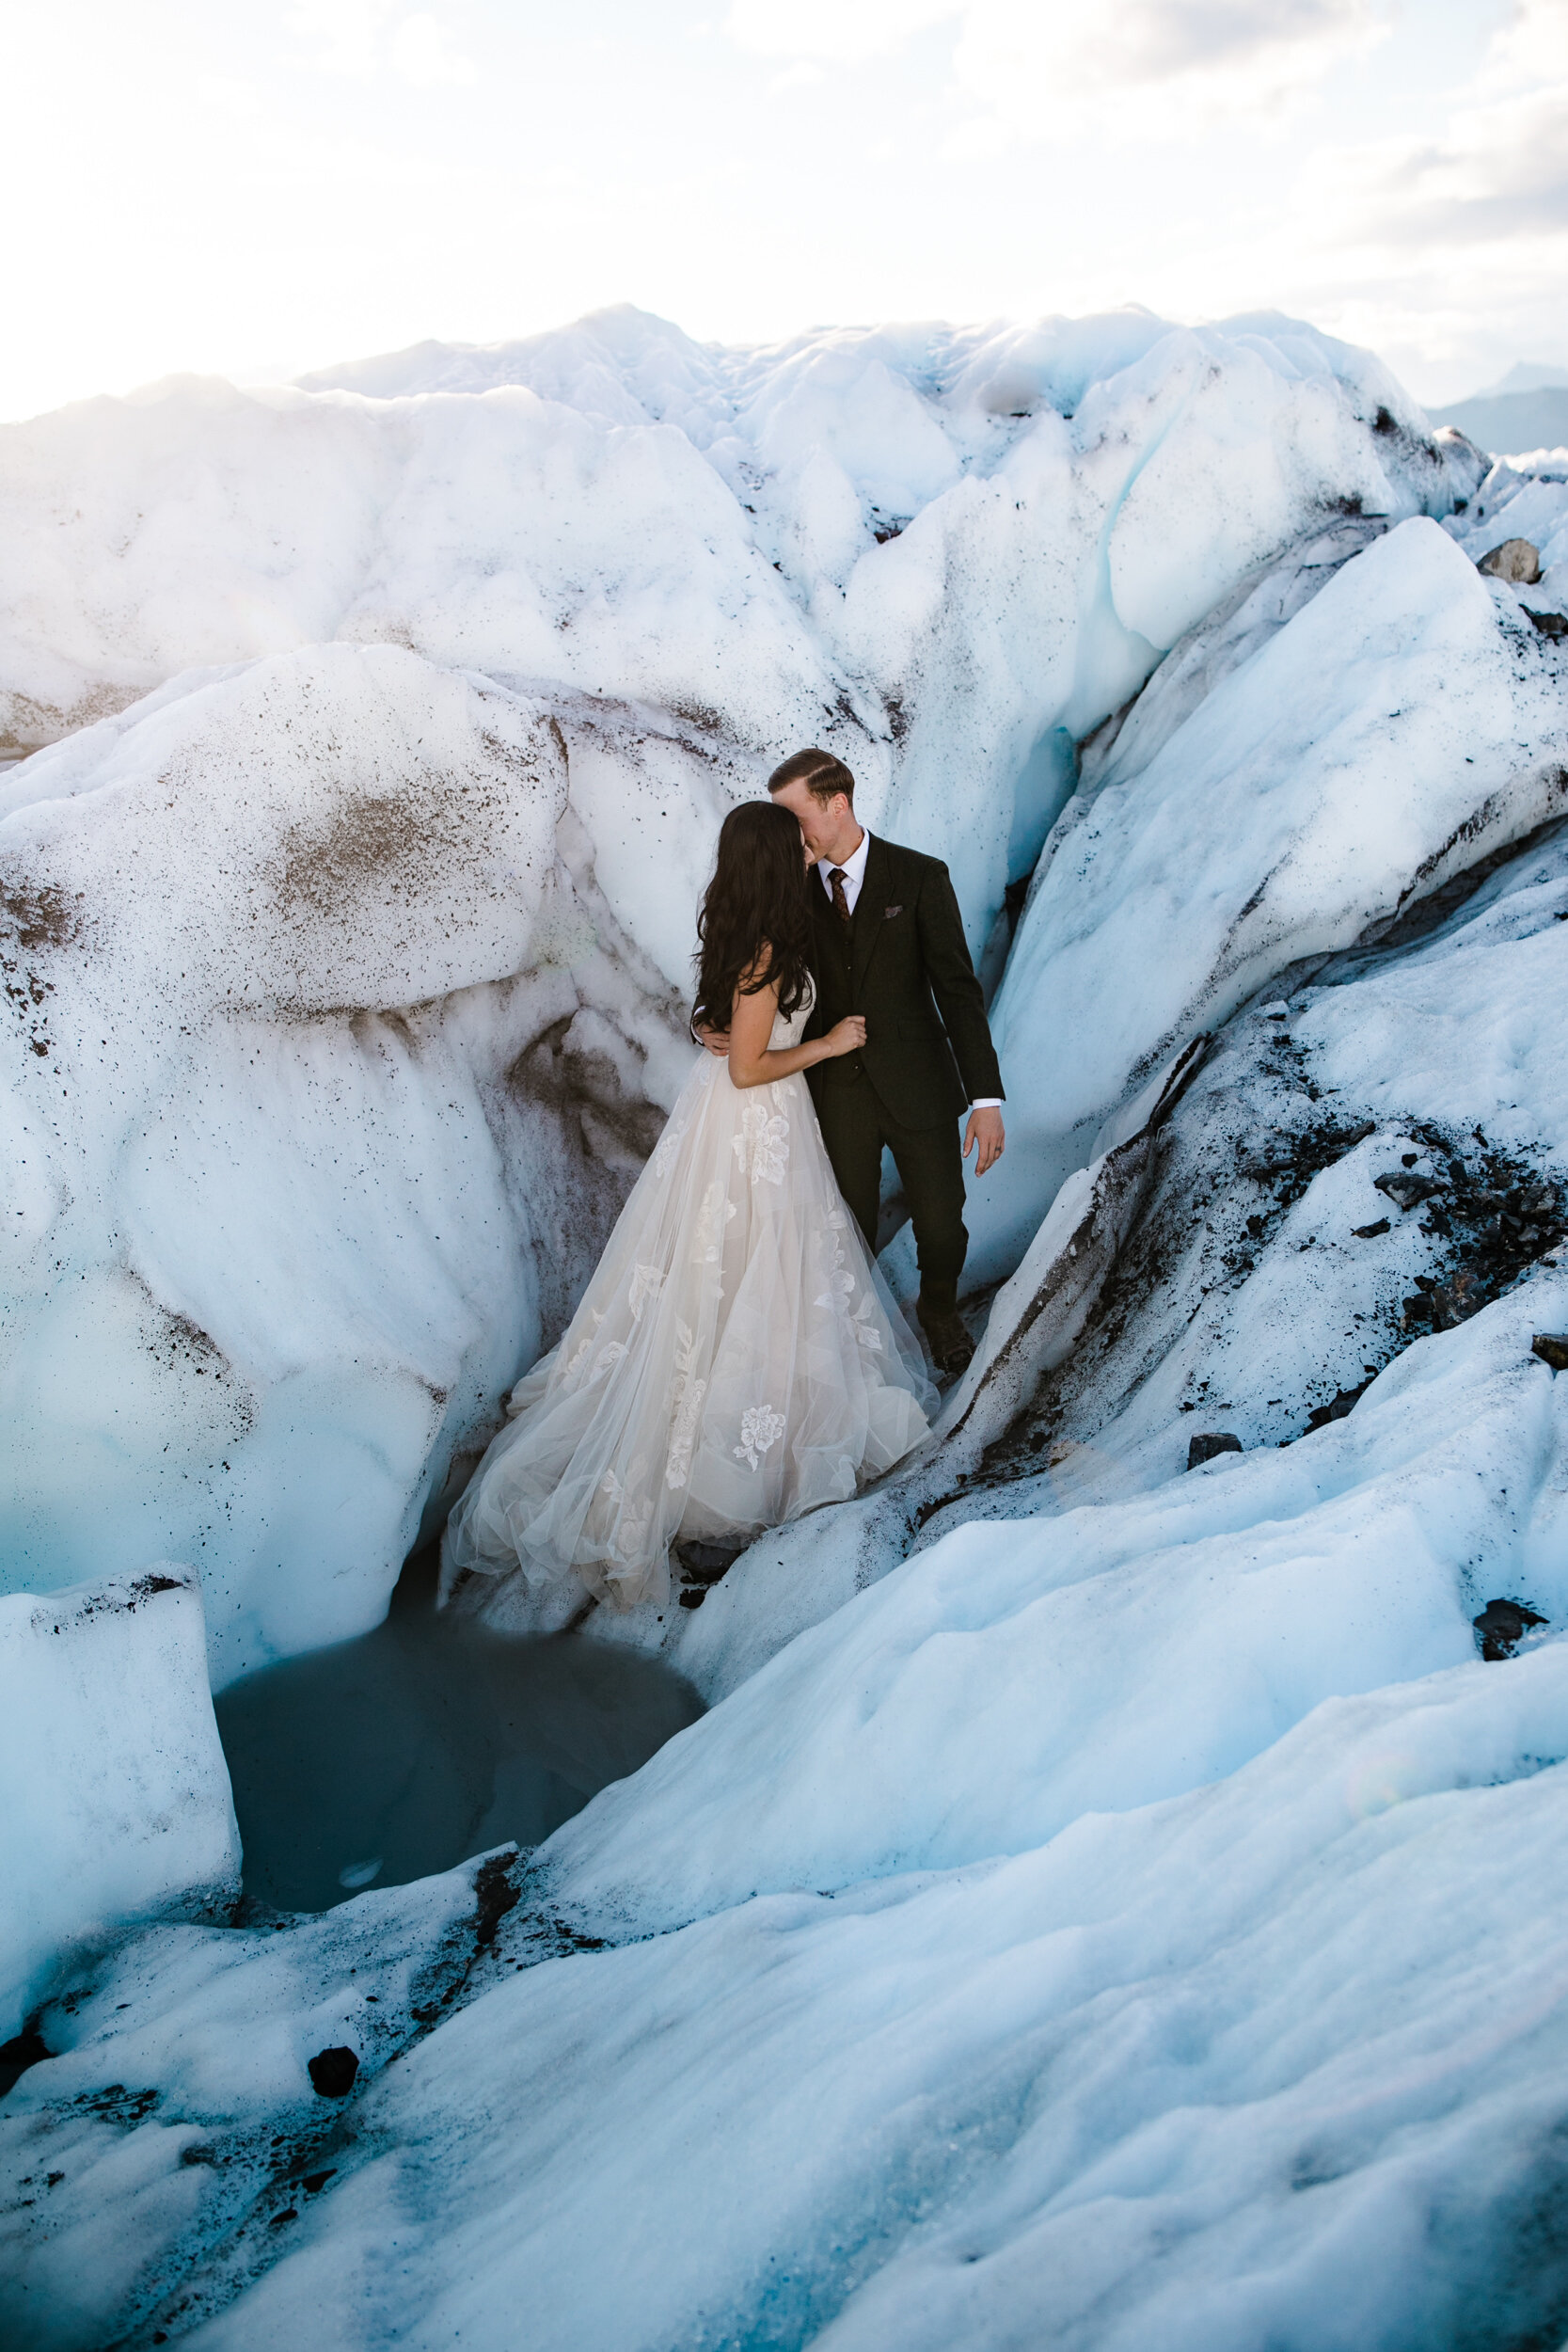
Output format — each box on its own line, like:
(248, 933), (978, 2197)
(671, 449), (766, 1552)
(825, 1015), (867, 1057)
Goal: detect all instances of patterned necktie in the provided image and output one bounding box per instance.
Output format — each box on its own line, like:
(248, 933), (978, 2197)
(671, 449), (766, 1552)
(828, 866), (851, 924)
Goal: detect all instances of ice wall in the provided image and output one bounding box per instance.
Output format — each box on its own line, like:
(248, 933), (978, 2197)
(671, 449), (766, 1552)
(970, 514), (1568, 1277)
(0, 308), (1454, 950)
(0, 645), (710, 1677)
(0, 1566), (239, 2039)
(0, 306), (1466, 1670)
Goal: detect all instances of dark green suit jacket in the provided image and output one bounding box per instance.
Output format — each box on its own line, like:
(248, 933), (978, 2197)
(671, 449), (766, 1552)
(804, 834), (1004, 1132)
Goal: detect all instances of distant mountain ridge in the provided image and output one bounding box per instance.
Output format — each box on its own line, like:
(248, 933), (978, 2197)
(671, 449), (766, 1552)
(1470, 361), (1568, 399)
(1431, 361), (1568, 456)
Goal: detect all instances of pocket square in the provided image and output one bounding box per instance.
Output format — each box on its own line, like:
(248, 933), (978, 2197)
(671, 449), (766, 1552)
(884, 904), (903, 917)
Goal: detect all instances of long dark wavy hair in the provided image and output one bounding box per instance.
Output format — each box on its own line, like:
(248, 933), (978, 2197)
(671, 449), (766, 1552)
(691, 800), (814, 1040)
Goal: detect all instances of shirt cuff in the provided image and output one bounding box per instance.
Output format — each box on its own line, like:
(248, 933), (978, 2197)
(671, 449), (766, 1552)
(969, 1098), (1002, 1110)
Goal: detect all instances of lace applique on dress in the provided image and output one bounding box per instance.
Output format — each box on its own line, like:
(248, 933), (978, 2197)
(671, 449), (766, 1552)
(560, 1310), (605, 1391)
(814, 1206), (857, 1310)
(665, 1319), (707, 1490)
(690, 1180), (736, 1267)
(733, 1100), (789, 1185)
(649, 1103), (693, 1181)
(628, 1263), (664, 1322)
(597, 1460), (653, 1560)
(848, 1295), (884, 1354)
(734, 1404), (787, 1472)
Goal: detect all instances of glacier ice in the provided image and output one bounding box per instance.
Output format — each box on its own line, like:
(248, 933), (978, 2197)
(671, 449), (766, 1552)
(0, 1565), (239, 2041)
(970, 514), (1568, 1279)
(0, 308), (1474, 1658)
(5, 306), (1568, 2349)
(0, 645), (708, 1676)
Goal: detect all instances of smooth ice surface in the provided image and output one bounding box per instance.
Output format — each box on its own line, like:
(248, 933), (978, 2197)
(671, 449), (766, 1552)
(0, 1567), (239, 2039)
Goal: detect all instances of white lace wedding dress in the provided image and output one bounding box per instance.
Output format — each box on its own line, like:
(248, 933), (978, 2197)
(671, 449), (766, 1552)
(441, 987), (936, 1630)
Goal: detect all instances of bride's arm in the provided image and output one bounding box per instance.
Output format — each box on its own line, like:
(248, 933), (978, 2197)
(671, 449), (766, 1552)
(727, 973), (866, 1089)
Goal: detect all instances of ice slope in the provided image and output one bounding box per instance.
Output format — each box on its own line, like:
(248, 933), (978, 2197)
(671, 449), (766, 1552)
(0, 1858), (491, 2352)
(7, 790), (1568, 2349)
(968, 514), (1568, 1280)
(189, 1652), (1568, 2352)
(0, 645), (712, 1677)
(1, 308), (1452, 951)
(0, 1566), (238, 2040)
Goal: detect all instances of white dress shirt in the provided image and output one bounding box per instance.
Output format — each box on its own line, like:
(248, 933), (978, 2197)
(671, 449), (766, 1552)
(816, 830), (1001, 1113)
(816, 825), (872, 914)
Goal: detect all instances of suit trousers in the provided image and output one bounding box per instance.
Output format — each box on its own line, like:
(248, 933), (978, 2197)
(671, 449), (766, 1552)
(814, 1077), (968, 1319)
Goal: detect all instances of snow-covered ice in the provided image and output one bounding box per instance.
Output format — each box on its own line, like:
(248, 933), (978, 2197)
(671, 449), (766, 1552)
(1, 306), (1452, 949)
(180, 1645), (1568, 2352)
(5, 306), (1568, 2348)
(0, 309), (1475, 1661)
(1, 646), (706, 1676)
(0, 1566), (239, 2040)
(971, 514), (1568, 1278)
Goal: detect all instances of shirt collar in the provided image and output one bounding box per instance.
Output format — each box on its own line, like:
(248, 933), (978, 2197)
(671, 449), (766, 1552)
(818, 827), (870, 886)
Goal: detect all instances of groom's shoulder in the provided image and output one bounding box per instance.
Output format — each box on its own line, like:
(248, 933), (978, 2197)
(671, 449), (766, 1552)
(875, 834), (951, 885)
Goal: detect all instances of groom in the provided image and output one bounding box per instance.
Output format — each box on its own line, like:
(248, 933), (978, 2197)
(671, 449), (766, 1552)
(768, 748), (1006, 1378)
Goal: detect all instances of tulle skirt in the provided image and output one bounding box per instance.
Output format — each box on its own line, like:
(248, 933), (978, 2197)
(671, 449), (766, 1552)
(441, 1052), (936, 1630)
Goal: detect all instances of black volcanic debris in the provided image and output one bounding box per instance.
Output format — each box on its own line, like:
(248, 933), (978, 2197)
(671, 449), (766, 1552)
(306, 2047), (358, 2097)
(0, 2029), (50, 2096)
(1187, 1432), (1242, 1469)
(675, 1538), (745, 1608)
(1305, 1381), (1374, 1431)
(1472, 1597), (1548, 1661)
(1373, 1169), (1442, 1211)
(1394, 1154), (1564, 1334)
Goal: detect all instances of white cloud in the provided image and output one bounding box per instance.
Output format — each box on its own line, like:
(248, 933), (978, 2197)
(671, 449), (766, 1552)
(726, 0), (1384, 133)
(723, 0), (956, 66)
(1300, 0), (1568, 248)
(286, 0), (397, 77)
(949, 0), (1385, 143)
(286, 0), (475, 85)
(390, 11), (477, 86)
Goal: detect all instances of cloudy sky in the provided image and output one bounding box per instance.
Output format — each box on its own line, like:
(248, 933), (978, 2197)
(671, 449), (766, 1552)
(4, 0), (1564, 421)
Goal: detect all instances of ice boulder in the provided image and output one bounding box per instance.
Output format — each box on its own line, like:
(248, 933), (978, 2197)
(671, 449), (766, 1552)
(0, 1566), (239, 2039)
(971, 516), (1568, 1278)
(0, 644), (701, 1679)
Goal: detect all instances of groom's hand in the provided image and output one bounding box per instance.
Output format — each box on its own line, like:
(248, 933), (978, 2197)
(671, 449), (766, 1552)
(964, 1104), (1005, 1176)
(696, 1025), (731, 1057)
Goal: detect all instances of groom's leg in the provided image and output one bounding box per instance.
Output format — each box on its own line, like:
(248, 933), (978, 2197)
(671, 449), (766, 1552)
(884, 1113), (968, 1317)
(813, 1082), (885, 1253)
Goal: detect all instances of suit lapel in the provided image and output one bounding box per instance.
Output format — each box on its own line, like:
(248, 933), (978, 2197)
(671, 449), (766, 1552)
(850, 834), (892, 996)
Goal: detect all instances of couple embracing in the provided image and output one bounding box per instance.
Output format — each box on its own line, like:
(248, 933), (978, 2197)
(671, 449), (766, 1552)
(444, 749), (1006, 1631)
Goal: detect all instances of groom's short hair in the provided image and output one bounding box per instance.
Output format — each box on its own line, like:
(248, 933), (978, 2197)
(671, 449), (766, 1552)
(768, 748), (856, 805)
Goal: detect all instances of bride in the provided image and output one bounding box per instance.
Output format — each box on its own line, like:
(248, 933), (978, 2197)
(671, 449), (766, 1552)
(441, 799), (937, 1631)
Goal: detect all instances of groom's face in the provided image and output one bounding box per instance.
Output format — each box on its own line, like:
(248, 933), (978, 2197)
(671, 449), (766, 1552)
(771, 779), (851, 864)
